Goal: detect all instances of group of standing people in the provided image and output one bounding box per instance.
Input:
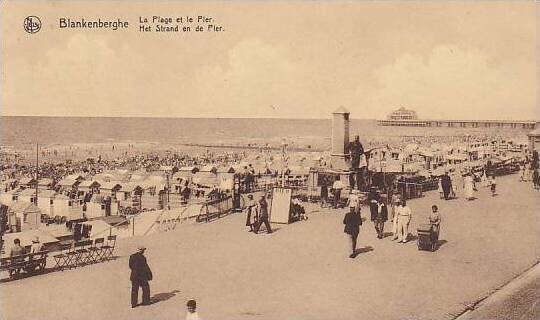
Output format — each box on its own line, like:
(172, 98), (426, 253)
(519, 156), (540, 190)
(343, 190), (443, 258)
(244, 194), (273, 234)
(342, 187), (416, 258)
(438, 169), (495, 201)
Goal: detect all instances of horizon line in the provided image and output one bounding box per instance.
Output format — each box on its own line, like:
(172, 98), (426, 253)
(0, 114), (374, 121)
(1, 115), (538, 122)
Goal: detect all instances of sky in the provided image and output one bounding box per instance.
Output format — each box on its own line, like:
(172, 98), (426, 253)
(1, 1), (537, 120)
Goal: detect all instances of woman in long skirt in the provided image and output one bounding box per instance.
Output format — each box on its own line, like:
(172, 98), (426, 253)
(245, 194), (257, 231)
(463, 174), (475, 200)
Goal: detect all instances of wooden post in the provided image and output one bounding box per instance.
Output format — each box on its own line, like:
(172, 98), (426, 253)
(35, 143), (39, 206)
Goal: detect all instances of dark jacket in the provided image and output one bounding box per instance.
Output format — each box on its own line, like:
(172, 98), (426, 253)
(349, 141), (364, 157)
(343, 211), (362, 236)
(259, 199), (269, 219)
(129, 252), (153, 282)
(368, 190), (380, 221)
(441, 174), (452, 190)
(377, 203), (388, 222)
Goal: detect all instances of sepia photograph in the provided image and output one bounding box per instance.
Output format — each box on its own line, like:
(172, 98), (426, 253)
(0, 1), (538, 319)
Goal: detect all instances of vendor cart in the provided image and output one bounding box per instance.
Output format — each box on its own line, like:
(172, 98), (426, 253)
(417, 223), (440, 251)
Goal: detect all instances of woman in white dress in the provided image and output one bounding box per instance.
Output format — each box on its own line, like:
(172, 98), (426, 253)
(463, 173), (475, 200)
(391, 197), (401, 240)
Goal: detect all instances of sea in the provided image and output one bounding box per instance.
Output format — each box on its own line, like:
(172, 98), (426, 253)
(0, 116), (530, 148)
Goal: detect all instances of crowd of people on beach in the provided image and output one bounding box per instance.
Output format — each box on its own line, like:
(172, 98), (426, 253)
(2, 130), (537, 319)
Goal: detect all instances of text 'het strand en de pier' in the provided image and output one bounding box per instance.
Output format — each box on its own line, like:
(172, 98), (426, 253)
(57, 15), (224, 33)
(139, 15), (224, 33)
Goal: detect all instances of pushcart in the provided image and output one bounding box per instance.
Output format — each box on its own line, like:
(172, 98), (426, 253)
(417, 223), (440, 251)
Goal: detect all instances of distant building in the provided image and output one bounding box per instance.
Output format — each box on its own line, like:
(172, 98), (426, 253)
(527, 122), (540, 152)
(387, 107), (419, 121)
(378, 108), (536, 129)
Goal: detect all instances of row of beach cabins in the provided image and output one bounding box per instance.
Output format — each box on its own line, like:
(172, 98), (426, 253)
(0, 162), (310, 234)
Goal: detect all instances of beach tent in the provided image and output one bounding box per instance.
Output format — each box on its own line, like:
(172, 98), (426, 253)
(57, 177), (79, 190)
(192, 172), (218, 187)
(37, 178), (54, 190)
(216, 166), (235, 174)
(84, 219), (116, 239)
(78, 180), (101, 193)
(99, 182), (123, 196)
(7, 201), (42, 231)
(0, 189), (20, 204)
(200, 165), (218, 174)
(65, 174), (84, 181)
(178, 166), (199, 174)
(19, 177), (37, 188)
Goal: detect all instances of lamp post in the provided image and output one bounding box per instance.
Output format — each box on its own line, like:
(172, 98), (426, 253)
(281, 138), (289, 187)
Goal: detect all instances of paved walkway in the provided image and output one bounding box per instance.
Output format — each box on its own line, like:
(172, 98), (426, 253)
(0, 175), (538, 320)
(458, 263), (539, 320)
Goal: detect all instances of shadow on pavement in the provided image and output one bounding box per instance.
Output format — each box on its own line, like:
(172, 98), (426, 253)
(151, 289), (181, 304)
(382, 232), (394, 238)
(355, 246), (374, 255)
(436, 240), (448, 250)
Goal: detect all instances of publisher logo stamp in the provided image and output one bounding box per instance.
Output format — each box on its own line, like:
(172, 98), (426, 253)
(24, 16), (41, 34)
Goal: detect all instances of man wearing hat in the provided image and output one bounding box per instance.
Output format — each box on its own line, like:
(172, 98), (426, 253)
(346, 189), (360, 215)
(348, 135), (365, 190)
(30, 236), (43, 253)
(368, 187), (381, 236)
(343, 201), (362, 258)
(254, 195), (273, 234)
(129, 245), (153, 308)
(441, 171), (452, 200)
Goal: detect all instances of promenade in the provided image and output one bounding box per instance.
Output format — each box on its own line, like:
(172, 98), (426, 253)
(0, 174), (538, 320)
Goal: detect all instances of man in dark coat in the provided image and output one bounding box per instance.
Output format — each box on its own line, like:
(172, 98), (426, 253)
(343, 206), (362, 258)
(349, 135), (364, 169)
(129, 245), (153, 308)
(441, 172), (452, 200)
(254, 195), (273, 234)
(368, 187), (380, 235)
(348, 135), (364, 190)
(374, 200), (388, 239)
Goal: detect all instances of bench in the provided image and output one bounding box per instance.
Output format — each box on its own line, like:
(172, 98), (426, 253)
(0, 251), (49, 278)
